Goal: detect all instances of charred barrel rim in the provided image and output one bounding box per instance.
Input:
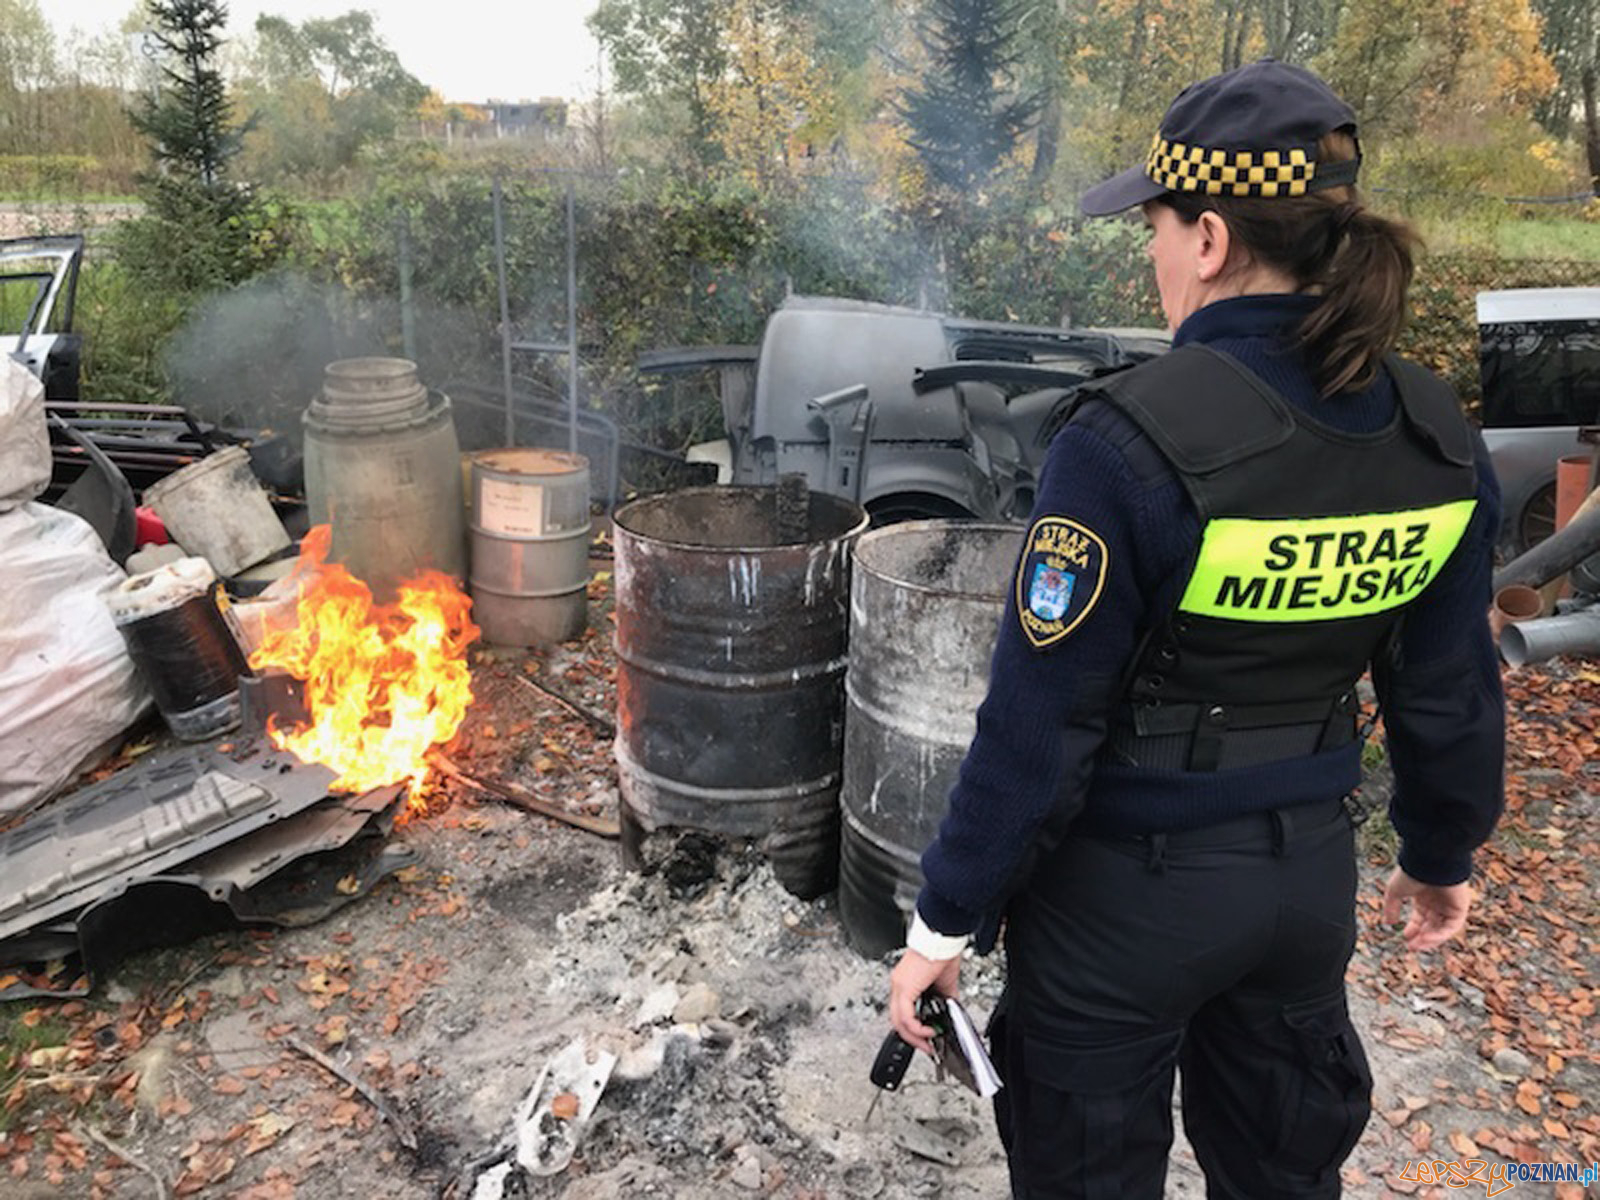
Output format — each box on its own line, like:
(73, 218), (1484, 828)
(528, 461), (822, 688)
(614, 486), (869, 550)
(852, 519), (1021, 600)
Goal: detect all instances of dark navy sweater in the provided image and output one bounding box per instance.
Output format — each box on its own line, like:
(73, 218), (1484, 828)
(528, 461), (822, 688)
(917, 293), (1506, 942)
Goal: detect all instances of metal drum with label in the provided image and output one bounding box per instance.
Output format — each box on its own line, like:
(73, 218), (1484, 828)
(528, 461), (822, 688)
(469, 449), (591, 646)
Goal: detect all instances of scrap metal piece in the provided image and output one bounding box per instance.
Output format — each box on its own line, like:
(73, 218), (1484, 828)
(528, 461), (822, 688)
(0, 741), (341, 946)
(287, 1034), (417, 1151)
(514, 1039), (617, 1177)
(890, 1117), (964, 1167)
(0, 785), (408, 1000)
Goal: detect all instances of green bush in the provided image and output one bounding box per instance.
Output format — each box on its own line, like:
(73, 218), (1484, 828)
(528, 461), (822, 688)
(65, 155), (1592, 458)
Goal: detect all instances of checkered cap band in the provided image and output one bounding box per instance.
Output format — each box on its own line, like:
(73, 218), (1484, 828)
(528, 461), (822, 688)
(1145, 135), (1317, 198)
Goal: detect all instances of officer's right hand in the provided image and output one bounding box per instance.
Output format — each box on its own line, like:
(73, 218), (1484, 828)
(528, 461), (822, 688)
(1381, 867), (1472, 951)
(888, 949), (961, 1055)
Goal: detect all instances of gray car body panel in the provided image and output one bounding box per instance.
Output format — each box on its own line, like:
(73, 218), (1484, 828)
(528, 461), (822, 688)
(0, 741), (352, 945)
(716, 295), (1166, 520)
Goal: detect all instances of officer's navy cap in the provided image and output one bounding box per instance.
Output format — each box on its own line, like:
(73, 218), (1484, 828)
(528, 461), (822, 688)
(1081, 59), (1360, 216)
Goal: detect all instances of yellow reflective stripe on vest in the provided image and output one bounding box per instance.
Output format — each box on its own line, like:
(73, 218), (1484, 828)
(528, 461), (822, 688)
(1178, 499), (1477, 622)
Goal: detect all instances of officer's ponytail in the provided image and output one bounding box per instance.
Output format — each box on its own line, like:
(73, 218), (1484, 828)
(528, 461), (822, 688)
(1157, 131), (1421, 398)
(1296, 144), (1421, 395)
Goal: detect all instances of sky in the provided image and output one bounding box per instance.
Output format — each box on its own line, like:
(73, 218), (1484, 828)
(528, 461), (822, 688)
(42, 0), (605, 103)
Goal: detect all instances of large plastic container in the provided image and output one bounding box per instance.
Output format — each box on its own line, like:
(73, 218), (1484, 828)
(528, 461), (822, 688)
(303, 358), (465, 599)
(613, 486), (868, 898)
(469, 449), (590, 646)
(838, 521), (1022, 957)
(142, 445), (291, 578)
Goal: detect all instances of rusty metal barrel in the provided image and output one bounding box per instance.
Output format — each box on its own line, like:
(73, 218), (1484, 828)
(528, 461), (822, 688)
(839, 521), (1022, 957)
(612, 486), (868, 898)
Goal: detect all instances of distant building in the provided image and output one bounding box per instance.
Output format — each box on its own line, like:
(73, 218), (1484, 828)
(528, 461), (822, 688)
(484, 99), (569, 137)
(429, 98), (569, 144)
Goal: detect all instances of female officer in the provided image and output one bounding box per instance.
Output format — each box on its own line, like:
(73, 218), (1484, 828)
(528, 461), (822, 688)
(887, 59), (1504, 1198)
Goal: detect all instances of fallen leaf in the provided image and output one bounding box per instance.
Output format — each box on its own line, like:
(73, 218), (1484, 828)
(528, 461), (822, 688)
(243, 1113), (295, 1156)
(335, 876), (360, 896)
(1448, 1130), (1479, 1157)
(213, 1077), (246, 1096)
(1409, 1119), (1432, 1152)
(551, 1092), (580, 1120)
(1515, 1081), (1542, 1115)
(26, 1047), (70, 1070)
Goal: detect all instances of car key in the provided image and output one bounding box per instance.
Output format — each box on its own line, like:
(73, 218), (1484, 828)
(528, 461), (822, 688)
(864, 1030), (915, 1122)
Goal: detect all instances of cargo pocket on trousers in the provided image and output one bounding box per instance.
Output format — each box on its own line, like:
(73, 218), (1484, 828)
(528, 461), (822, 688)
(1270, 992), (1373, 1180)
(1014, 1024), (1184, 1200)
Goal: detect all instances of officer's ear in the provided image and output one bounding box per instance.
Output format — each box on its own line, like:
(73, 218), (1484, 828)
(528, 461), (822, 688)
(1194, 210), (1232, 283)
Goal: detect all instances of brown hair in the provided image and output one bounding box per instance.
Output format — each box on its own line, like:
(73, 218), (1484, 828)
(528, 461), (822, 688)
(1156, 131), (1421, 397)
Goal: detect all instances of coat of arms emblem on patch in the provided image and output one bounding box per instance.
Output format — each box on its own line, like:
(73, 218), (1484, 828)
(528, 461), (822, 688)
(1028, 563), (1073, 621)
(1015, 515), (1108, 649)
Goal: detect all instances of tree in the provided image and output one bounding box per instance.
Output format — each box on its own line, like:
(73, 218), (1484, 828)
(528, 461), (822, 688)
(1316, 0), (1555, 136)
(589, 0), (731, 173)
(131, 0), (241, 190)
(705, 0), (828, 184)
(899, 0), (1041, 195)
(0, 0), (57, 151)
(1529, 0), (1599, 193)
(241, 10), (426, 180)
(119, 0), (286, 292)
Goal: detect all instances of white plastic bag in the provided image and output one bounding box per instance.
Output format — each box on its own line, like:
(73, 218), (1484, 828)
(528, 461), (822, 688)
(0, 355), (151, 818)
(0, 355), (49, 512)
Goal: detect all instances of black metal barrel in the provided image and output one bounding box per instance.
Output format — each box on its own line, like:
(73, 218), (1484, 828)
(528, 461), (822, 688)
(613, 486), (869, 898)
(839, 521), (1022, 956)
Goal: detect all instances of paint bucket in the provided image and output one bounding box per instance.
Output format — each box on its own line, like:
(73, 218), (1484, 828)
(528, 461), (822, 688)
(303, 358), (465, 600)
(838, 521), (1022, 956)
(468, 449), (591, 646)
(142, 445), (291, 578)
(108, 557), (252, 741)
(612, 485), (869, 898)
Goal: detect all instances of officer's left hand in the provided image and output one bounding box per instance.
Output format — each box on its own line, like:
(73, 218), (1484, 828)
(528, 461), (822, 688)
(1381, 867), (1472, 951)
(888, 949), (961, 1055)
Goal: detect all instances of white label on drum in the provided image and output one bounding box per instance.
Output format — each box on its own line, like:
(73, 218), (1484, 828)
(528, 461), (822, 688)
(479, 478), (544, 535)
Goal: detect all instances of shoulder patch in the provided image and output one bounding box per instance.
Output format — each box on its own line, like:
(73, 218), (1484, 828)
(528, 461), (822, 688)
(1015, 516), (1109, 649)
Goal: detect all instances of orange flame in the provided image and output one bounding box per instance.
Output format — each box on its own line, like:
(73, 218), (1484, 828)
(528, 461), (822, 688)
(247, 525), (478, 814)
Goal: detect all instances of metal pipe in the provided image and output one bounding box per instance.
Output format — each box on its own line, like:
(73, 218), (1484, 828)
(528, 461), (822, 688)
(492, 173), (516, 448)
(565, 177), (579, 455)
(1499, 609), (1600, 666)
(1494, 503), (1600, 592)
(1493, 584), (1545, 623)
(397, 209), (416, 362)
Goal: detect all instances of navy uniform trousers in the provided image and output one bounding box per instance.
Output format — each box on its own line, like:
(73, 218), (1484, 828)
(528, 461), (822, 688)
(990, 798), (1372, 1199)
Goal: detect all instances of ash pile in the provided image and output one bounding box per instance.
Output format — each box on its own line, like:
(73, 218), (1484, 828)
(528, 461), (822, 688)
(460, 829), (1008, 1200)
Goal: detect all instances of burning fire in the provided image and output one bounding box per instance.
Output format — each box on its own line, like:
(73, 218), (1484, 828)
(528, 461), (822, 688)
(248, 525), (478, 813)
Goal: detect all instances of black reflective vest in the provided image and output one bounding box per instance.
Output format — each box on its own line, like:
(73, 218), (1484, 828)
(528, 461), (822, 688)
(1069, 344), (1478, 772)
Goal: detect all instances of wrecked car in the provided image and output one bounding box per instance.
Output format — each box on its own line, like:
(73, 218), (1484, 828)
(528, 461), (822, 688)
(642, 295), (1169, 524)
(0, 233), (83, 401)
